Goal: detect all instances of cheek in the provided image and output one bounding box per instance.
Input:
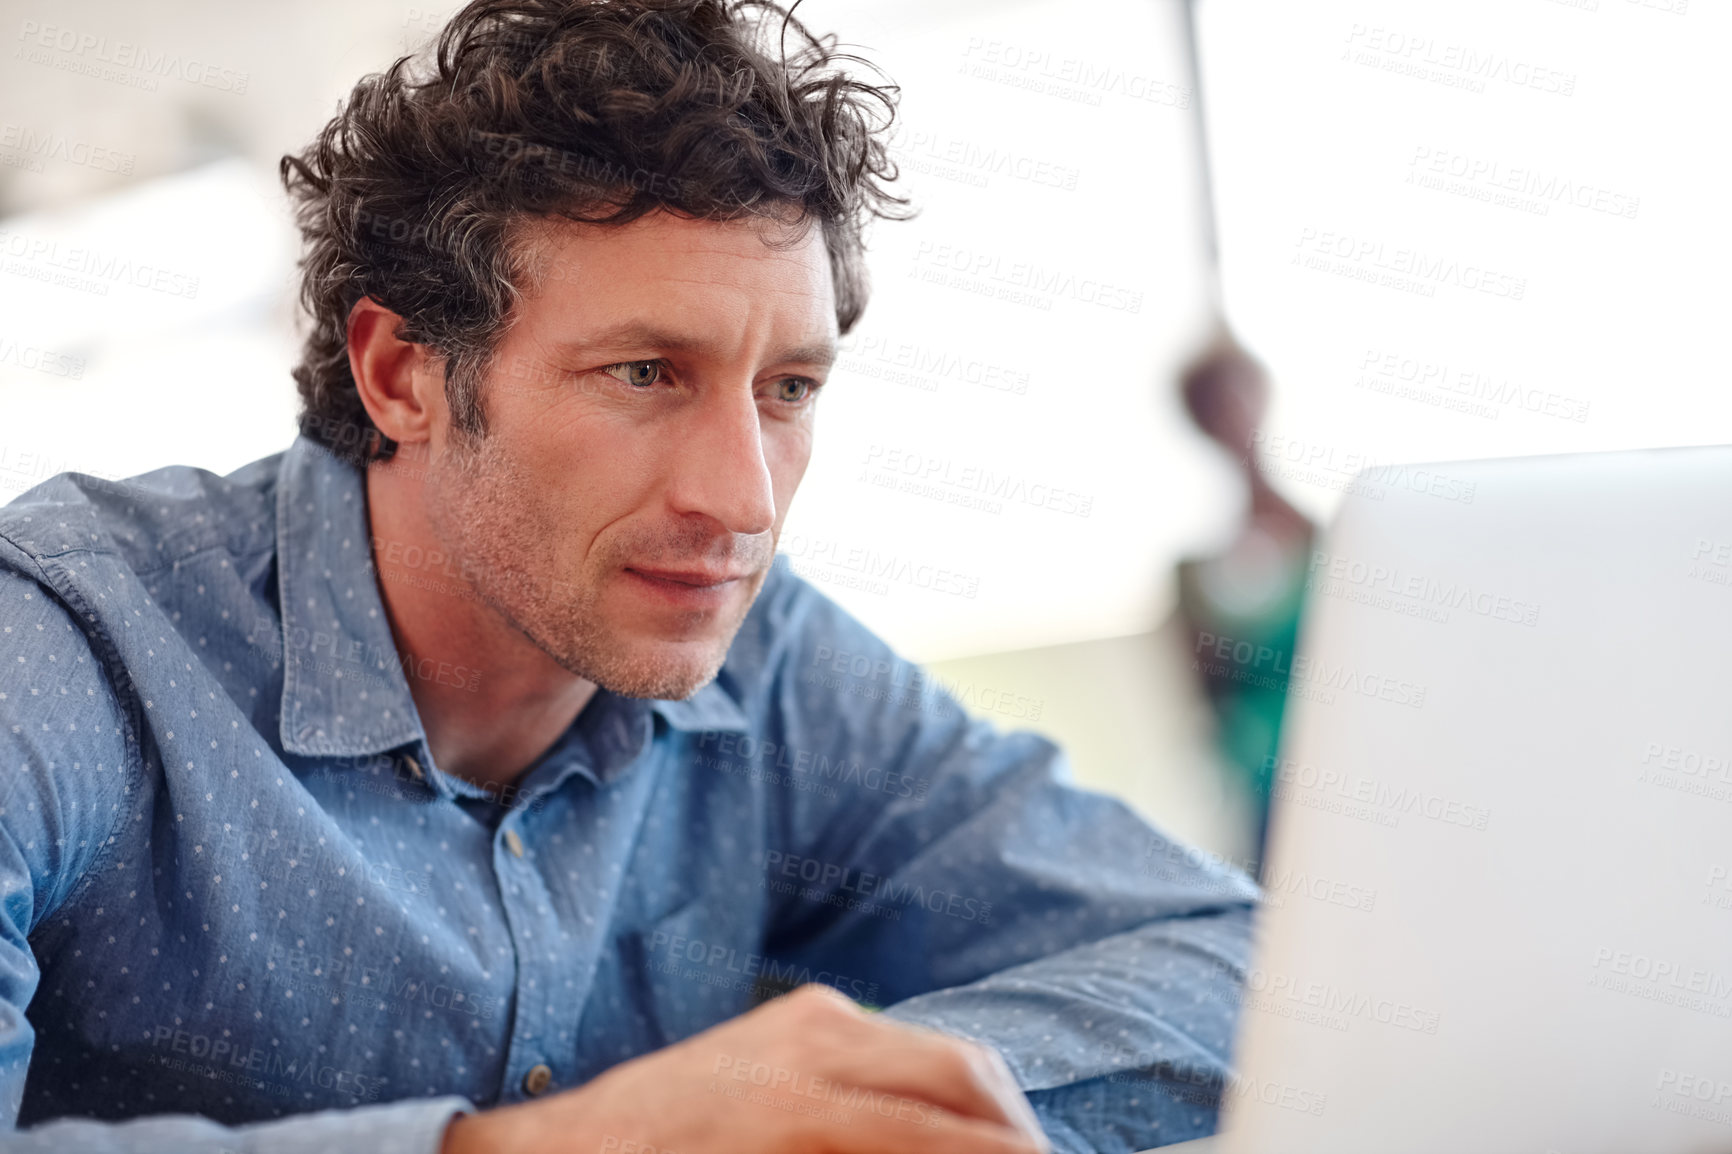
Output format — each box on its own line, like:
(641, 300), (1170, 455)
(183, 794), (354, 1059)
(523, 410), (658, 501)
(764, 423), (815, 504)
(503, 429), (641, 561)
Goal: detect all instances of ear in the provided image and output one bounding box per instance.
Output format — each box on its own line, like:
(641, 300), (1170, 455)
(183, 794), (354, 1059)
(346, 297), (445, 449)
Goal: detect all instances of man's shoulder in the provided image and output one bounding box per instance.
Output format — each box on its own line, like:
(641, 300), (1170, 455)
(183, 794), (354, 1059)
(730, 557), (846, 664)
(0, 447), (287, 579)
(720, 555), (915, 705)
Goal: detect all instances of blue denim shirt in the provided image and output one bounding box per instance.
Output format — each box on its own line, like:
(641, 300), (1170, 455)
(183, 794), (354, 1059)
(0, 436), (1258, 1153)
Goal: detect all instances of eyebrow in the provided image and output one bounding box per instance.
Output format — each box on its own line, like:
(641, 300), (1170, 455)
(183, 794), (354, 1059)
(553, 323), (837, 368)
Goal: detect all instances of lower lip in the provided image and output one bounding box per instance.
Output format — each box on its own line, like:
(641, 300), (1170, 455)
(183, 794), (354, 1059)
(623, 569), (740, 610)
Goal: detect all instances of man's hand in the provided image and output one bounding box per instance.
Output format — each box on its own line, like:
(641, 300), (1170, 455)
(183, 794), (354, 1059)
(441, 983), (1052, 1153)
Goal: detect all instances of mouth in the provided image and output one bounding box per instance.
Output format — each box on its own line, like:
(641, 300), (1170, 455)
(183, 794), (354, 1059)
(622, 565), (753, 609)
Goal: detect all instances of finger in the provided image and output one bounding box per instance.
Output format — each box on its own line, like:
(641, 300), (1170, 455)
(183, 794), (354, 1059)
(737, 984), (1044, 1143)
(963, 1040), (1048, 1146)
(819, 1023), (1040, 1139)
(818, 1087), (1050, 1154)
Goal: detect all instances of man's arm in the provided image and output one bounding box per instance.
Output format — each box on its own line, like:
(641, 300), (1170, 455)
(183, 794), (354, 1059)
(879, 899), (1255, 1153)
(751, 570), (1261, 1152)
(0, 564), (473, 1152)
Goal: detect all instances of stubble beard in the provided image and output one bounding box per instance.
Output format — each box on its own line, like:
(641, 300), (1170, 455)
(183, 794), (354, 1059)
(424, 426), (760, 700)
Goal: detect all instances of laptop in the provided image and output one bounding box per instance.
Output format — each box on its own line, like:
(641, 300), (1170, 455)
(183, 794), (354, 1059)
(1163, 445), (1732, 1154)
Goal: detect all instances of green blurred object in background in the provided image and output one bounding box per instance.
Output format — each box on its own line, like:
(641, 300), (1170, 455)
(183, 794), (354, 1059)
(1174, 331), (1316, 878)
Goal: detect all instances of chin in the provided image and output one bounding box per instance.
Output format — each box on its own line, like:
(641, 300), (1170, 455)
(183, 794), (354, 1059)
(572, 634), (729, 701)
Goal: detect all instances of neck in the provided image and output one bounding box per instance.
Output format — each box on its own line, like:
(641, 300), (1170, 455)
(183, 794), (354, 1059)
(363, 453), (597, 793)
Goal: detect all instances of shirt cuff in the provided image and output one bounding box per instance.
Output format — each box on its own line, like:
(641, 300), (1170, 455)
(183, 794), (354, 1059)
(244, 1095), (477, 1154)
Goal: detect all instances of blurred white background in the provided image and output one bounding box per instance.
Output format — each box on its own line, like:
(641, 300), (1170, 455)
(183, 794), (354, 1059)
(1, 0), (1726, 862)
(1201, 0), (1732, 522)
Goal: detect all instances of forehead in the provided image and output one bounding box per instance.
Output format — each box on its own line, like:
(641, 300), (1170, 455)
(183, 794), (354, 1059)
(515, 209), (837, 343)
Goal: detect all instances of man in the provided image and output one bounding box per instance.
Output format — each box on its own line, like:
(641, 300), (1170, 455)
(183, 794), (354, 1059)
(0, 1), (1257, 1150)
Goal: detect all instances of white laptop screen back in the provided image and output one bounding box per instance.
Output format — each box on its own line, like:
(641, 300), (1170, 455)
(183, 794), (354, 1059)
(1218, 446), (1732, 1154)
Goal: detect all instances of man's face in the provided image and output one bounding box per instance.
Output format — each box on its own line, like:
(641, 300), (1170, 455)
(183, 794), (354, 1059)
(420, 209), (837, 699)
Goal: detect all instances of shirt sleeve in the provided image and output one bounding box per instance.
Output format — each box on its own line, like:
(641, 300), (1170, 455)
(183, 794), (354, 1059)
(2, 1099), (476, 1154)
(753, 571), (1262, 1153)
(0, 564), (475, 1153)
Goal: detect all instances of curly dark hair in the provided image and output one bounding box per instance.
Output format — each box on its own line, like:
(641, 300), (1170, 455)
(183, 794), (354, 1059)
(279, 0), (909, 464)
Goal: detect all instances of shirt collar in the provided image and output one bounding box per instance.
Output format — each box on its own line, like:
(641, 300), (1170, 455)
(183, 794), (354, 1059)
(273, 435), (750, 764)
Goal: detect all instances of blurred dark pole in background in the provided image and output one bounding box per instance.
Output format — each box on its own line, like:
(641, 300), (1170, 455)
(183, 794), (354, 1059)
(1172, 0), (1316, 877)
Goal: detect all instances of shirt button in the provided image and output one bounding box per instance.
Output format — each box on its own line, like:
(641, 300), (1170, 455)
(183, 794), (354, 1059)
(522, 1064), (553, 1096)
(504, 829), (525, 858)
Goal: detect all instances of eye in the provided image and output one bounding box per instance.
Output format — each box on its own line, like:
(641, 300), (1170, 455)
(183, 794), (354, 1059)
(770, 377), (818, 404)
(600, 360), (664, 388)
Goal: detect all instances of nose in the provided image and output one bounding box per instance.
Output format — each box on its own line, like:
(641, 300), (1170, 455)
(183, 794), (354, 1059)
(665, 385), (777, 537)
